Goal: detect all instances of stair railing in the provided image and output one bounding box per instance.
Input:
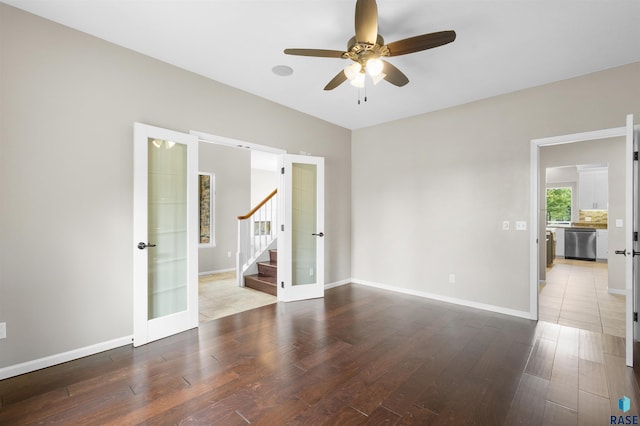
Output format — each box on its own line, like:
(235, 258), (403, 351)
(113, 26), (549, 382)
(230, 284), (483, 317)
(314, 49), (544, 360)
(237, 188), (278, 285)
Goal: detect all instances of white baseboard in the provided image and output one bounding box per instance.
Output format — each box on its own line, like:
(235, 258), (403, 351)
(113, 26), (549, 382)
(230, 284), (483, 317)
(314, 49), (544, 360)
(0, 335), (132, 380)
(325, 279), (350, 290)
(608, 288), (626, 295)
(351, 278), (534, 320)
(198, 267), (235, 276)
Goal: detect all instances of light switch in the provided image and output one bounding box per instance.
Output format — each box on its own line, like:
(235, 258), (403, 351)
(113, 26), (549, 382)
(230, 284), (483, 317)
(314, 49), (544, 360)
(516, 221), (527, 231)
(616, 219), (624, 228)
(502, 221), (510, 231)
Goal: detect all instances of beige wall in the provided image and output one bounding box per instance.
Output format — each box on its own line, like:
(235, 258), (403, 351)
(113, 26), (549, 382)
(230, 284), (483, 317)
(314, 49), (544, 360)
(0, 4), (351, 370)
(251, 168), (279, 207)
(352, 61), (640, 315)
(198, 143), (251, 274)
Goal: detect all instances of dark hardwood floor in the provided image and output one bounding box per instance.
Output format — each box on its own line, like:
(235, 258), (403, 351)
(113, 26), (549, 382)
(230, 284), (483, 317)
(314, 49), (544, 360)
(1, 284), (639, 425)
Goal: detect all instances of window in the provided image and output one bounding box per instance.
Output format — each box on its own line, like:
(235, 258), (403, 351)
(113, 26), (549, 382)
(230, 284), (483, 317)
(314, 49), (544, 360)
(546, 187), (571, 223)
(199, 173), (215, 246)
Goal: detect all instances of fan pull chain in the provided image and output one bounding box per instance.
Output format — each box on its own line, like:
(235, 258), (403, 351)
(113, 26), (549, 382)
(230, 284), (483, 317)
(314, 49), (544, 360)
(356, 87), (369, 105)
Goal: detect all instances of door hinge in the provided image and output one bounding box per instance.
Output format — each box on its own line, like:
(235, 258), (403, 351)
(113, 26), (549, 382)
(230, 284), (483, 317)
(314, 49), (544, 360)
(634, 151), (638, 161)
(281, 224), (284, 231)
(635, 232), (638, 242)
(634, 312), (638, 322)
(281, 281), (284, 289)
(281, 167), (285, 174)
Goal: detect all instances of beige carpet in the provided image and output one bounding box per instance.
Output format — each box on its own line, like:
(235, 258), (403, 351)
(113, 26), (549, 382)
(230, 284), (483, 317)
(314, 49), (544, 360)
(199, 271), (276, 322)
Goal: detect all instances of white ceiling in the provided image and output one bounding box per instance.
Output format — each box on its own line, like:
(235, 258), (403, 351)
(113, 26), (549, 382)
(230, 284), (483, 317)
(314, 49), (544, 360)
(5, 1), (640, 130)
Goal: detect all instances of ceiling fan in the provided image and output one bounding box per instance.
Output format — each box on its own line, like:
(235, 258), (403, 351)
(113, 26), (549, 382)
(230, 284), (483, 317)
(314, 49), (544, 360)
(284, 0), (456, 90)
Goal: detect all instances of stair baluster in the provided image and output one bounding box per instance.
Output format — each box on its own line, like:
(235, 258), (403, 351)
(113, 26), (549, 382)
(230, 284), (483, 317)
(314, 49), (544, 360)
(236, 189), (278, 291)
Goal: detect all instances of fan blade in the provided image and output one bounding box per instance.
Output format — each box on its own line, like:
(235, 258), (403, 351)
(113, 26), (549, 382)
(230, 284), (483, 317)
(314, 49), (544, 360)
(355, 0), (378, 44)
(382, 60), (409, 87)
(324, 70), (348, 90)
(386, 30), (456, 57)
(284, 48), (346, 58)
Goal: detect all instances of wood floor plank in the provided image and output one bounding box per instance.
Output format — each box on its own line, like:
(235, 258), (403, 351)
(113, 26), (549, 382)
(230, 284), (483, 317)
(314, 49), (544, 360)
(380, 334), (459, 415)
(542, 401), (577, 426)
(365, 405), (401, 424)
(602, 334), (626, 357)
(603, 353), (640, 414)
(579, 358), (609, 398)
(394, 404), (439, 425)
(580, 329), (606, 363)
(547, 370), (579, 411)
(524, 338), (557, 380)
(503, 373), (550, 425)
(320, 405), (367, 425)
(577, 390), (611, 426)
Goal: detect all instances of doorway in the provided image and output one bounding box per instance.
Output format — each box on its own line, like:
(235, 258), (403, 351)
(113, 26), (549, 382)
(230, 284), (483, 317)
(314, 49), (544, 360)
(539, 162), (625, 336)
(196, 138), (282, 322)
(530, 116), (637, 368)
(192, 131), (327, 318)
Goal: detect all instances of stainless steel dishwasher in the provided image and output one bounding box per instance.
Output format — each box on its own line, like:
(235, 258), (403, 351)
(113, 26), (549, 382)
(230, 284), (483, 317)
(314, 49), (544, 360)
(564, 227), (596, 261)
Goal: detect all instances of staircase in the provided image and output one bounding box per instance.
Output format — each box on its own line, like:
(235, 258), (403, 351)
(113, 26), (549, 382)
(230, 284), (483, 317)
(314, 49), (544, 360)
(244, 249), (277, 296)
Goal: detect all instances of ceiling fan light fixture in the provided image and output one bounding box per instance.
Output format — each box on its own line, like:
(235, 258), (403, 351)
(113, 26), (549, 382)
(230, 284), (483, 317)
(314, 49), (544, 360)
(350, 72), (365, 88)
(365, 58), (383, 77)
(344, 62), (362, 81)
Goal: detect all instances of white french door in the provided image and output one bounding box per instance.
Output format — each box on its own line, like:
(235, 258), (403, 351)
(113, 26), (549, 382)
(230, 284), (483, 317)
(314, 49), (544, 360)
(278, 154), (325, 302)
(133, 123), (199, 347)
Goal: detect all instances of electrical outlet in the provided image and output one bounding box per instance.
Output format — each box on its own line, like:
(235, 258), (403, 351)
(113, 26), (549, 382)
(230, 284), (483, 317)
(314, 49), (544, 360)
(516, 221), (527, 231)
(502, 221), (510, 231)
(449, 274), (456, 284)
(0, 322), (6, 340)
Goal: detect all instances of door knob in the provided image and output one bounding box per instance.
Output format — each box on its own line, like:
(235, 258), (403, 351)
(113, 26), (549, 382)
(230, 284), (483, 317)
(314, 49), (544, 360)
(137, 242), (157, 250)
(312, 232), (325, 237)
(615, 249), (627, 256)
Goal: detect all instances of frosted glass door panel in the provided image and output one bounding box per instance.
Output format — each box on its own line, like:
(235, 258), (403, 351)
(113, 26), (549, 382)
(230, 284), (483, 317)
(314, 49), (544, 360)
(292, 163), (317, 286)
(147, 138), (187, 319)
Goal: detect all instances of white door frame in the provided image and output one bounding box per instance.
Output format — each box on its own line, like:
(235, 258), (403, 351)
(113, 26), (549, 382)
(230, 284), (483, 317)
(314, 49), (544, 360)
(530, 115), (637, 366)
(189, 130), (286, 156)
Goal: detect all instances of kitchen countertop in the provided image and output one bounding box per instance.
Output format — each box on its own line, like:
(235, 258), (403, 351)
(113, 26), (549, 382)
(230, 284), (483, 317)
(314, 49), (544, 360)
(547, 222), (607, 230)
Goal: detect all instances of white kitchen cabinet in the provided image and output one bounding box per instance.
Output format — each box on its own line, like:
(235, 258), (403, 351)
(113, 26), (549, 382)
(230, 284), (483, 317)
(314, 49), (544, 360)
(555, 228), (565, 257)
(579, 169), (608, 210)
(596, 229), (608, 260)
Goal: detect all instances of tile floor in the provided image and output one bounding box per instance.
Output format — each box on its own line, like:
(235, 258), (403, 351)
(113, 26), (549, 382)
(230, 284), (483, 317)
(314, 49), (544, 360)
(540, 258), (626, 337)
(198, 271), (276, 322)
